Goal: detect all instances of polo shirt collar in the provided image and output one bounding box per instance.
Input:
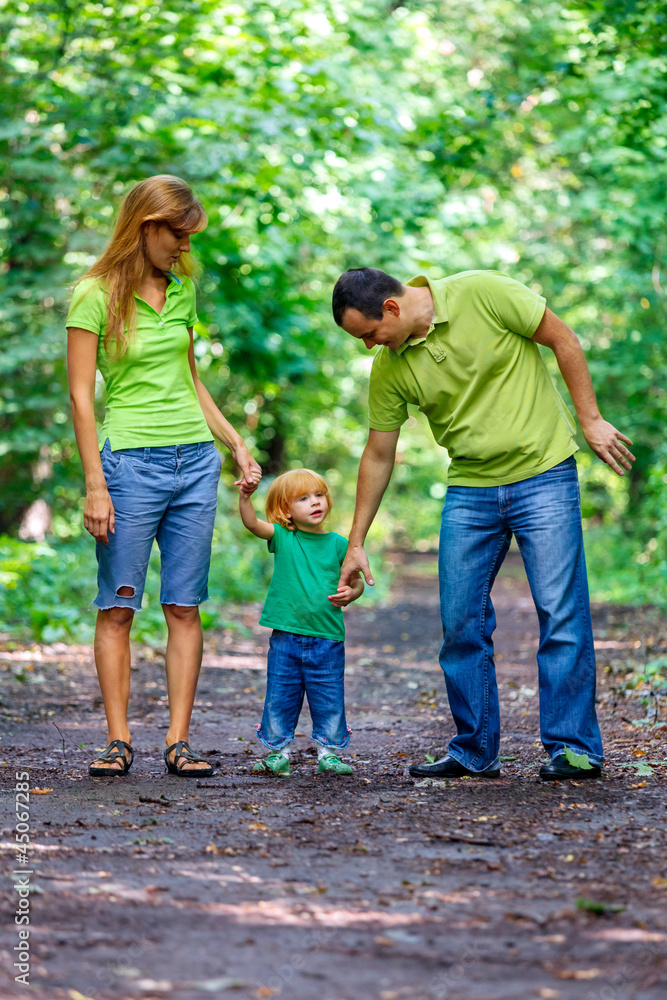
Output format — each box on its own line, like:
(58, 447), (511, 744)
(165, 271), (183, 295)
(395, 274), (449, 354)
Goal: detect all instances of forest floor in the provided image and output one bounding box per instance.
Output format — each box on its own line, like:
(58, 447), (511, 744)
(1, 551), (667, 1000)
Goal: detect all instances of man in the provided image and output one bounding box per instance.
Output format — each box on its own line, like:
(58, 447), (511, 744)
(333, 267), (634, 781)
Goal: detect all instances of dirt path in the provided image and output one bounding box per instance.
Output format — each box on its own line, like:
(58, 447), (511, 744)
(1, 553), (667, 1000)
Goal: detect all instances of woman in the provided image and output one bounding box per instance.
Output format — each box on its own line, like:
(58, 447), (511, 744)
(66, 175), (261, 777)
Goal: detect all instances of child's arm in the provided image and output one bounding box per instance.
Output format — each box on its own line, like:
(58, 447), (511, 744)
(239, 489), (274, 541)
(328, 570), (364, 607)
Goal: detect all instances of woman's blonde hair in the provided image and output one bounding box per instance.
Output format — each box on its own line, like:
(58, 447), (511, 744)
(265, 469), (333, 530)
(73, 175), (207, 359)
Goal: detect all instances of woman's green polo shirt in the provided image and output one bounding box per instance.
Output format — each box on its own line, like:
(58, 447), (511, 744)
(66, 274), (213, 450)
(368, 270), (578, 487)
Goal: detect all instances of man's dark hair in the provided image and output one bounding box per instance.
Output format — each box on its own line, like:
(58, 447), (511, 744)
(331, 267), (405, 327)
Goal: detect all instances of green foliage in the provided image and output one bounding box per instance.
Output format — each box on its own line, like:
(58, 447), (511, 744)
(1, 0), (666, 639)
(585, 526), (667, 607)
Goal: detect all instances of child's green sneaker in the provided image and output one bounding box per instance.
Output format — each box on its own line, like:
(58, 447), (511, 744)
(252, 752), (290, 776)
(317, 753), (353, 775)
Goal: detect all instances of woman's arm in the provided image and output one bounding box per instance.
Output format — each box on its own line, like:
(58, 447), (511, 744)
(67, 328), (115, 543)
(188, 332), (262, 492)
(238, 491), (274, 541)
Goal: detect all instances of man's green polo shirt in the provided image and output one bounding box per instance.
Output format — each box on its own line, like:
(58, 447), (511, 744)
(368, 270), (578, 487)
(66, 274), (213, 450)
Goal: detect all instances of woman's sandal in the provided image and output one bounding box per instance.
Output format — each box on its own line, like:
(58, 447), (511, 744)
(164, 740), (214, 778)
(89, 739), (134, 777)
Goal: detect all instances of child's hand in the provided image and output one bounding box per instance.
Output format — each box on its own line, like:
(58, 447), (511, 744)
(238, 481), (257, 498)
(328, 585), (357, 607)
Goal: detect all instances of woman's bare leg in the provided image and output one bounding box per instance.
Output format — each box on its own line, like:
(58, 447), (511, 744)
(162, 604), (209, 771)
(92, 603), (134, 770)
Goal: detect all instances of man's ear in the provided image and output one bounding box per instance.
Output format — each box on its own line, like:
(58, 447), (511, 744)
(383, 298), (401, 317)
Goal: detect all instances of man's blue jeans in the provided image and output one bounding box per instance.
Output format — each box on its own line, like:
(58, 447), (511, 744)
(255, 631), (350, 752)
(439, 457), (604, 771)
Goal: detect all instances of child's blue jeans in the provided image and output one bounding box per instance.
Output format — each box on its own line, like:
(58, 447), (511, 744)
(255, 630), (350, 752)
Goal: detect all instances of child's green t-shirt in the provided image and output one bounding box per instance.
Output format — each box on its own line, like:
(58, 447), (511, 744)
(259, 524), (349, 642)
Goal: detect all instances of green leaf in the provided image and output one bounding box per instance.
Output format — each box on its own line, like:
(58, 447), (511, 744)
(576, 898), (626, 916)
(499, 755), (519, 761)
(564, 747), (594, 770)
(425, 754), (435, 763)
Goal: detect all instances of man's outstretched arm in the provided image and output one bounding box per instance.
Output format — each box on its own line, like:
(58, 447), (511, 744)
(532, 308), (635, 476)
(339, 428), (400, 587)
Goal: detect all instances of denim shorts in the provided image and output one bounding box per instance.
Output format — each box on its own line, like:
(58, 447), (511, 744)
(94, 438), (221, 611)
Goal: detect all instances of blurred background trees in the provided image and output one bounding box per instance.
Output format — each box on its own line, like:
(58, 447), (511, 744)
(1, 0), (665, 640)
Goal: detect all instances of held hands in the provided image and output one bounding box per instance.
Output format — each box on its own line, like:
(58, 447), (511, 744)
(581, 417), (635, 477)
(328, 584), (358, 607)
(338, 546), (375, 589)
(84, 487), (115, 544)
(233, 445), (262, 495)
(329, 567), (365, 606)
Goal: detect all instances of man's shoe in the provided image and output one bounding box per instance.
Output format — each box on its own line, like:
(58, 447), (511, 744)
(540, 757), (601, 781)
(408, 756), (500, 779)
(317, 753), (353, 775)
(252, 752), (290, 776)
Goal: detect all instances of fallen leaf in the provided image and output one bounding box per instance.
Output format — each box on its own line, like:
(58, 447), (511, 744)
(537, 990), (561, 999)
(555, 968), (601, 980)
(564, 747), (593, 770)
(375, 936), (394, 946)
(189, 979), (245, 992)
(576, 898), (625, 915)
(31, 787), (54, 794)
(205, 843), (220, 854)
(247, 822), (267, 831)
(652, 877), (667, 889)
(631, 781), (647, 788)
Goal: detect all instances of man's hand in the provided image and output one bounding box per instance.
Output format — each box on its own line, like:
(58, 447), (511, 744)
(84, 487), (115, 544)
(339, 545), (374, 589)
(581, 416), (635, 477)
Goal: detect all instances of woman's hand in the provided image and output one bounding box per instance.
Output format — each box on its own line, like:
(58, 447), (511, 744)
(84, 487), (116, 544)
(233, 445), (262, 495)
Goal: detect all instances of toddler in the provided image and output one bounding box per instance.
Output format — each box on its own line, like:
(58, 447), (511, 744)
(239, 469), (364, 775)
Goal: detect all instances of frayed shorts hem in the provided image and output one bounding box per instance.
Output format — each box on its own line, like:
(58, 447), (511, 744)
(159, 597), (209, 607)
(91, 599), (142, 613)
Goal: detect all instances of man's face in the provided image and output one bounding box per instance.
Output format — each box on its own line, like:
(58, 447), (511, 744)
(341, 301), (414, 351)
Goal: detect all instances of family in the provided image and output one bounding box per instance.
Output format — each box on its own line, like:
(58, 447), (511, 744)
(66, 175), (634, 782)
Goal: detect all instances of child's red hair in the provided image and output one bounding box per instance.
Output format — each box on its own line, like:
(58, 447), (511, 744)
(265, 469), (333, 530)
